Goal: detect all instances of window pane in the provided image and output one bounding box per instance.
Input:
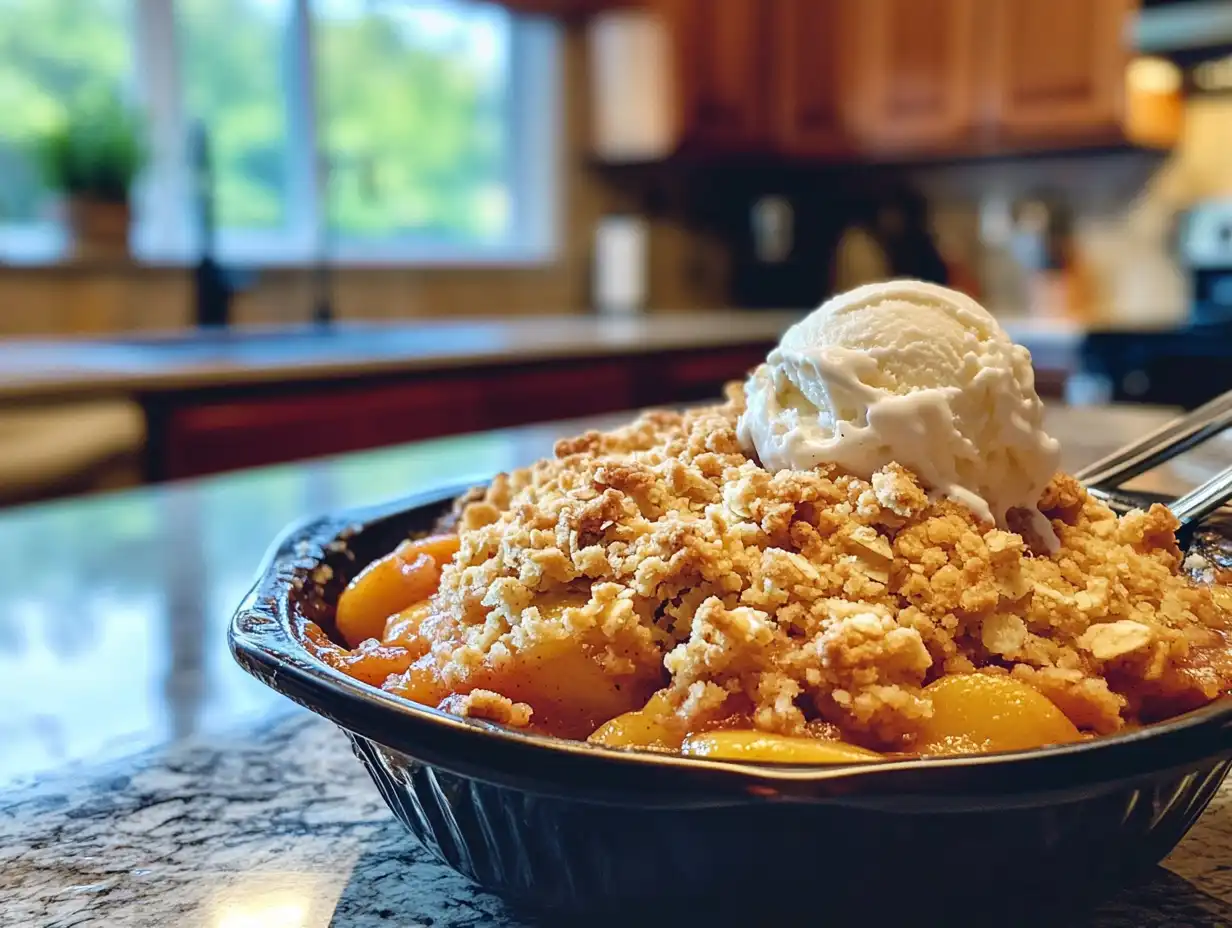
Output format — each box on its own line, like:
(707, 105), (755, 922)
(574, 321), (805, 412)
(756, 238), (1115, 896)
(314, 0), (513, 244)
(178, 0), (293, 232)
(0, 0), (133, 222)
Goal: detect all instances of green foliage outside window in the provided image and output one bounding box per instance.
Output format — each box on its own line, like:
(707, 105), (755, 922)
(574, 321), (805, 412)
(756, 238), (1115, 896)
(0, 0), (131, 220)
(315, 2), (512, 241)
(0, 0), (516, 245)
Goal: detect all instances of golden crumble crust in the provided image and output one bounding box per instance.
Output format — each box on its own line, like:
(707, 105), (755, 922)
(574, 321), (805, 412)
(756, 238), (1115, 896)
(414, 391), (1232, 749)
(438, 690), (533, 728)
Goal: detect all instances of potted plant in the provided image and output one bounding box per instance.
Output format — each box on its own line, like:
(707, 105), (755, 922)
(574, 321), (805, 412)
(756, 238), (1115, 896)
(34, 95), (147, 260)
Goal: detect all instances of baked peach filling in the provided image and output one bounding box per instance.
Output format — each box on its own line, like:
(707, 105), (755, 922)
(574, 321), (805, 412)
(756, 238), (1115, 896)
(307, 541), (1111, 761)
(298, 401), (1232, 762)
(312, 534), (1094, 759)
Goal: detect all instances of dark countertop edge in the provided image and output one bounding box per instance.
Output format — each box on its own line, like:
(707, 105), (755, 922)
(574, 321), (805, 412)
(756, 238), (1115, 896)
(1, 313), (1169, 406)
(0, 321), (798, 404)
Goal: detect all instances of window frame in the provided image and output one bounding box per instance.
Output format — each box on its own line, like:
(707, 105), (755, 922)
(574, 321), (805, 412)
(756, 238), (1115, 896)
(0, 0), (560, 268)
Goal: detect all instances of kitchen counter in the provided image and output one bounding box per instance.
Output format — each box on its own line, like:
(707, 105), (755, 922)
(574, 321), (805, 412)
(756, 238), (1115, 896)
(0, 314), (802, 483)
(0, 312), (1101, 404)
(3, 404), (1231, 927)
(0, 313), (803, 403)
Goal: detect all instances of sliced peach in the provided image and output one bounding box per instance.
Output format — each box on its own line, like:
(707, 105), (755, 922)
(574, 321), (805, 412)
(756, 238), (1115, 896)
(490, 636), (660, 739)
(380, 589), (659, 738)
(335, 641), (415, 687)
(588, 694), (684, 751)
(917, 673), (1082, 755)
(383, 600), (435, 658)
(681, 730), (883, 764)
(335, 534), (457, 647)
(384, 655), (452, 707)
(404, 533), (461, 566)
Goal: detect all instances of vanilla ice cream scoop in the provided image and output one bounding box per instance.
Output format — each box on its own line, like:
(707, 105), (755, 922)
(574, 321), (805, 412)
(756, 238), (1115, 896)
(738, 280), (1061, 545)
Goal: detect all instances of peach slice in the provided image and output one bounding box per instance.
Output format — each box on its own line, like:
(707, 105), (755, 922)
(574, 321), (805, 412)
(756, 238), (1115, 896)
(335, 534), (459, 647)
(383, 600), (435, 658)
(588, 695), (684, 751)
(917, 673), (1082, 755)
(681, 730), (883, 764)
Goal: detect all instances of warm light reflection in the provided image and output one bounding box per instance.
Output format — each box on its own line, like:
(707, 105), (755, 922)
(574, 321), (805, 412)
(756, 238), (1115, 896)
(0, 426), (532, 784)
(1125, 55), (1184, 148)
(1127, 56), (1182, 94)
(213, 895), (309, 928)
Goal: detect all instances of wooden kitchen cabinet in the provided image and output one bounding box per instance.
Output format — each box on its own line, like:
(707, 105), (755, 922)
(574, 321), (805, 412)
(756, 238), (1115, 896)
(596, 0), (1157, 163)
(659, 0), (769, 151)
(988, 0), (1134, 146)
(848, 0), (980, 154)
(771, 0), (851, 157)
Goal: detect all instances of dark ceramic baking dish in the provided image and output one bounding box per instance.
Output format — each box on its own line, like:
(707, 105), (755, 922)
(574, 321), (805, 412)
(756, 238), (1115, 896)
(230, 481), (1232, 921)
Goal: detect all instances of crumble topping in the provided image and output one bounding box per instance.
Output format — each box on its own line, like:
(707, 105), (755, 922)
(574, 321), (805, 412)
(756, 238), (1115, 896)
(438, 690), (533, 728)
(412, 387), (1232, 749)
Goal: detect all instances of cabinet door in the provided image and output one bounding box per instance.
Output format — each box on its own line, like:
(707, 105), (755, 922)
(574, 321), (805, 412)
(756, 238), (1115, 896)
(849, 0), (979, 154)
(772, 0), (850, 156)
(662, 0), (767, 150)
(989, 0), (1133, 144)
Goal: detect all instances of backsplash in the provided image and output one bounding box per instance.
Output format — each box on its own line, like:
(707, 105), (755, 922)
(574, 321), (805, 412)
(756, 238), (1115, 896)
(918, 97), (1232, 326)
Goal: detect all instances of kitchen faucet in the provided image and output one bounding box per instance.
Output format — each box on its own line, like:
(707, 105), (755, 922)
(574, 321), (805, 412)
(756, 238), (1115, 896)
(190, 122), (232, 329)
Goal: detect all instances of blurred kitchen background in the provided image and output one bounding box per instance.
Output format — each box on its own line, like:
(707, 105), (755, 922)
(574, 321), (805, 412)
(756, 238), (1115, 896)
(2, 0), (1231, 505)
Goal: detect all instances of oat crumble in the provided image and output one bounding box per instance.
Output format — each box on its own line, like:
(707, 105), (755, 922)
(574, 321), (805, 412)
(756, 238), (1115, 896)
(377, 387), (1232, 750)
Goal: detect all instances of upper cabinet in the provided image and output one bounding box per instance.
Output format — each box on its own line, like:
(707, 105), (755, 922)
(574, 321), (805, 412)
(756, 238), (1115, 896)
(771, 0), (851, 157)
(661, 0), (768, 151)
(588, 0), (1169, 163)
(848, 0), (980, 154)
(988, 0), (1134, 145)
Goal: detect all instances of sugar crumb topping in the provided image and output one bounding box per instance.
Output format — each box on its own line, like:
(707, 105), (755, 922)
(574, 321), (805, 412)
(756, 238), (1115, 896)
(425, 388), (1232, 748)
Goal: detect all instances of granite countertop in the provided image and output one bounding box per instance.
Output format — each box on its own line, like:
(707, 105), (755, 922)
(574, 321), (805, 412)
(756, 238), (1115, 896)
(2, 404), (1230, 927)
(0, 312), (1101, 405)
(0, 313), (803, 403)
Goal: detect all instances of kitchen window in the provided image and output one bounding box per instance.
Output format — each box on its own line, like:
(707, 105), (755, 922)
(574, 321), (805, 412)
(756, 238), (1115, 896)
(0, 0), (559, 265)
(0, 0), (135, 258)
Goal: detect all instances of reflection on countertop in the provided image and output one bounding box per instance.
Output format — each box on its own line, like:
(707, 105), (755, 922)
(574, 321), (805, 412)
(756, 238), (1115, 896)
(2, 403), (1231, 928)
(0, 313), (803, 401)
(0, 410), (634, 784)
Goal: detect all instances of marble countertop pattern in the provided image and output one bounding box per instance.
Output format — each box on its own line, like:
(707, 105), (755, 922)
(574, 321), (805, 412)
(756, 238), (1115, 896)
(2, 404), (1230, 927)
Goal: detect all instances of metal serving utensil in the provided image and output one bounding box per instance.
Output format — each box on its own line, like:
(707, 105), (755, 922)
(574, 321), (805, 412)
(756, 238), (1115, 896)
(1076, 390), (1232, 527)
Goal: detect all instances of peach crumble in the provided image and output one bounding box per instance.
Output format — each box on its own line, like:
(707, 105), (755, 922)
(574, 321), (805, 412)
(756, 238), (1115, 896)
(301, 387), (1232, 759)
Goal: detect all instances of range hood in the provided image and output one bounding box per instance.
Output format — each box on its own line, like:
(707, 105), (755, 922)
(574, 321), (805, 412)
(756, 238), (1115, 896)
(1134, 1), (1232, 63)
